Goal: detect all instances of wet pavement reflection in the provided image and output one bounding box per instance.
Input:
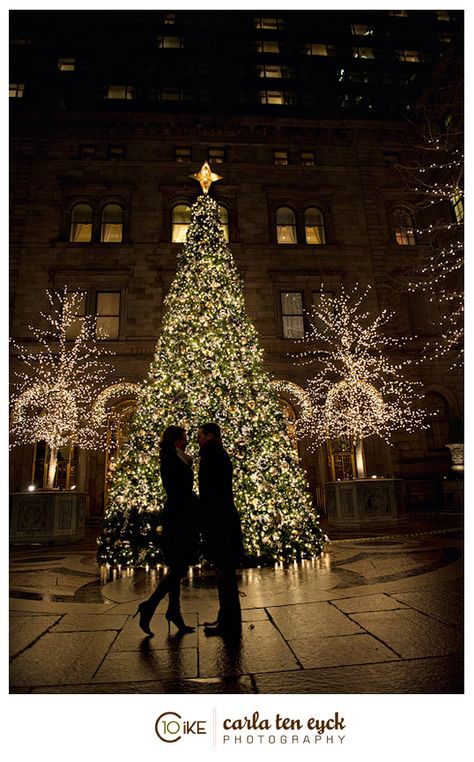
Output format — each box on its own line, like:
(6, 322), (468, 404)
(10, 524), (463, 694)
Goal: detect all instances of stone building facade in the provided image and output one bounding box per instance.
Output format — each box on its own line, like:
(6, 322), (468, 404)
(10, 108), (463, 518)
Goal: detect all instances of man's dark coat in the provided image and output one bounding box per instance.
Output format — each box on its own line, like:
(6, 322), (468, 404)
(198, 440), (244, 564)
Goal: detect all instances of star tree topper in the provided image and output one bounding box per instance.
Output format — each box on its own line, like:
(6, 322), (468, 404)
(190, 161), (223, 194)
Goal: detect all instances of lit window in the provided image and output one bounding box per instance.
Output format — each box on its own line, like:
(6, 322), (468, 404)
(58, 57), (75, 71)
(158, 36), (185, 48)
(258, 64), (284, 78)
(96, 292), (120, 340)
(175, 147), (191, 163)
(219, 205), (229, 242)
(164, 12), (175, 24)
(389, 11), (408, 17)
(69, 203), (93, 243)
(397, 50), (421, 62)
(436, 11), (450, 21)
(108, 145), (125, 160)
(438, 32), (453, 43)
(276, 207), (297, 244)
(352, 47), (375, 59)
(305, 43), (336, 56)
(79, 144), (95, 159)
(260, 90), (294, 105)
(351, 24), (374, 36)
(451, 189), (464, 223)
(65, 292), (86, 341)
(101, 204), (123, 243)
(274, 150), (288, 165)
(209, 147), (225, 164)
(393, 207), (416, 245)
(254, 17), (284, 30)
(304, 208), (326, 244)
(256, 40), (280, 53)
(106, 85), (135, 100)
(172, 204), (192, 242)
(161, 88), (181, 101)
(301, 151), (315, 166)
(12, 36), (32, 45)
(281, 292), (304, 338)
(9, 83), (25, 98)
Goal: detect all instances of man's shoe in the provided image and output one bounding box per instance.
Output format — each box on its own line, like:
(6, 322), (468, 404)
(204, 625), (241, 639)
(204, 625), (222, 637)
(203, 619), (219, 627)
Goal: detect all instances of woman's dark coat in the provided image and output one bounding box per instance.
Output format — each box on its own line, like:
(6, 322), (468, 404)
(198, 440), (244, 564)
(159, 448), (200, 567)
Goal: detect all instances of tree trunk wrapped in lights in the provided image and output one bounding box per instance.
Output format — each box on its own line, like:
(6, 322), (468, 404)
(295, 285), (427, 469)
(98, 187), (323, 567)
(10, 288), (117, 487)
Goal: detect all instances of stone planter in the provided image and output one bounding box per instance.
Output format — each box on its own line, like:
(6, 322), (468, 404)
(324, 478), (405, 529)
(9, 490), (88, 545)
(446, 443), (464, 473)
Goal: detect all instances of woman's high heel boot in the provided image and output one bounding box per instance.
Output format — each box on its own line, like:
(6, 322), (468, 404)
(165, 609), (195, 634)
(166, 590), (194, 634)
(133, 601), (155, 636)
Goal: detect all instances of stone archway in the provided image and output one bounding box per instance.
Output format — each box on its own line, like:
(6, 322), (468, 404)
(90, 382), (141, 512)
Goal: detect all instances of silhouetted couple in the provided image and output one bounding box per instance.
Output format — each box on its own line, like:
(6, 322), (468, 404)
(134, 422), (244, 640)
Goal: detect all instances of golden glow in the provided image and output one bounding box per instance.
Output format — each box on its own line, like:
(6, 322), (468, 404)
(190, 161), (222, 195)
(10, 288), (117, 487)
(294, 285), (427, 449)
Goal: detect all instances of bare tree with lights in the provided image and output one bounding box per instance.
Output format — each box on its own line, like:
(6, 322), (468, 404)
(295, 285), (427, 476)
(10, 288), (116, 488)
(396, 111), (463, 368)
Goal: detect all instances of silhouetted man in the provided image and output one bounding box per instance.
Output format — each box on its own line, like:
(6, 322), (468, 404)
(198, 422), (244, 638)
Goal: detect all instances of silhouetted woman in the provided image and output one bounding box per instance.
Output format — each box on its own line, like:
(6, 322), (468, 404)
(134, 425), (200, 636)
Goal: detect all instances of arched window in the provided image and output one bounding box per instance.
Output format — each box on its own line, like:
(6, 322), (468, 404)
(171, 204), (192, 242)
(101, 203), (123, 242)
(393, 207), (416, 245)
(304, 207), (326, 244)
(69, 203), (93, 242)
(276, 206), (297, 244)
(219, 204), (229, 242)
(424, 392), (450, 450)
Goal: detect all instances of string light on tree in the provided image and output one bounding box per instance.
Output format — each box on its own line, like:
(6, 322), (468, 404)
(98, 166), (324, 567)
(294, 285), (427, 475)
(395, 114), (463, 367)
(10, 288), (117, 488)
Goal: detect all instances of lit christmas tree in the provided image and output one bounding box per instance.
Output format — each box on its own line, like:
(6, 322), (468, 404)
(10, 288), (116, 488)
(295, 285), (427, 476)
(97, 165), (323, 567)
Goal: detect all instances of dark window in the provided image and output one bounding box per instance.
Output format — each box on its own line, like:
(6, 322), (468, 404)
(96, 292), (121, 340)
(281, 292), (304, 338)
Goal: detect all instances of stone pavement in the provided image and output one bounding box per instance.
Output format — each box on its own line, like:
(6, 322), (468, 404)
(9, 513), (463, 694)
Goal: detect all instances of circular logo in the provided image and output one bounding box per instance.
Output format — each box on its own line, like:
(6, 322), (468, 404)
(155, 711), (182, 743)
